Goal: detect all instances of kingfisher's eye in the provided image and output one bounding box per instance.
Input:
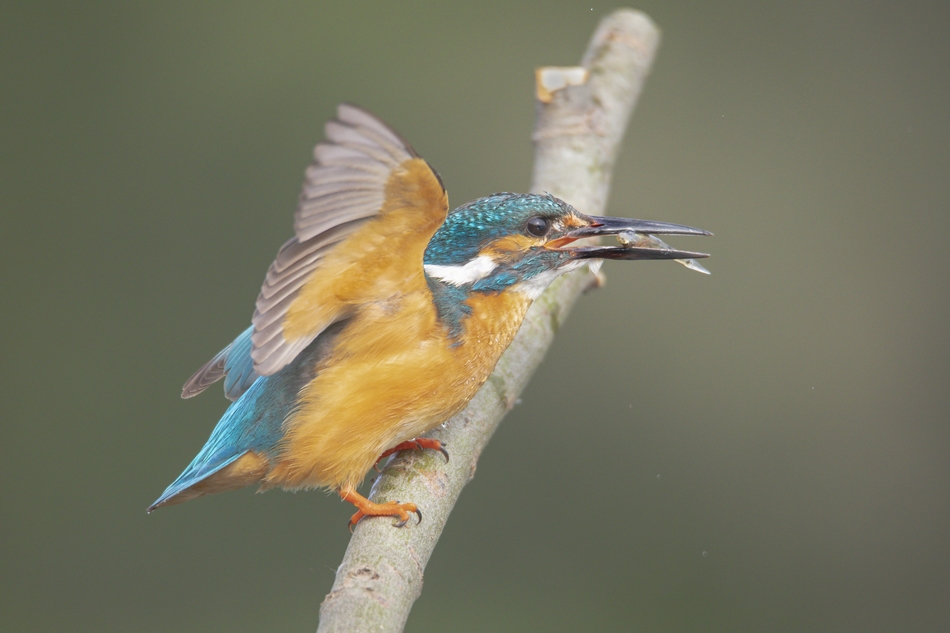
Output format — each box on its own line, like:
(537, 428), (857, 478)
(525, 216), (551, 237)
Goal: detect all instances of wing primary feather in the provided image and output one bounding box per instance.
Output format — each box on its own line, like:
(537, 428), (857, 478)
(302, 179), (378, 199)
(336, 103), (416, 153)
(267, 248), (326, 281)
(182, 325), (258, 400)
(258, 266), (320, 305)
(314, 143), (377, 164)
(269, 236), (329, 274)
(271, 220), (368, 274)
(296, 190), (382, 217)
(261, 258), (327, 298)
(305, 162), (390, 181)
(324, 117), (413, 160)
(251, 334), (315, 376)
(252, 291), (302, 331)
(296, 202), (380, 229)
(322, 127), (406, 165)
(314, 140), (401, 168)
(295, 210), (379, 242)
(346, 126), (414, 162)
(181, 350), (227, 398)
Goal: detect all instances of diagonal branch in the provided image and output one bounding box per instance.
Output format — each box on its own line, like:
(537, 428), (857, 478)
(316, 9), (660, 633)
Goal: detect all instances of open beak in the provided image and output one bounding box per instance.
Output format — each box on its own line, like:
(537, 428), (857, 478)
(563, 215), (712, 261)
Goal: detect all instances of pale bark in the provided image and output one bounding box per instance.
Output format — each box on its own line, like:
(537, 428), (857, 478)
(317, 10), (661, 633)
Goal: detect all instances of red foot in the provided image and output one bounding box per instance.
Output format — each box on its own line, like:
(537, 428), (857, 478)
(373, 438), (449, 472)
(340, 488), (421, 531)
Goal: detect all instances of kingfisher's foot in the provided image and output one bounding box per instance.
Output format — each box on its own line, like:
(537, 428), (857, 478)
(373, 438), (449, 471)
(340, 488), (421, 531)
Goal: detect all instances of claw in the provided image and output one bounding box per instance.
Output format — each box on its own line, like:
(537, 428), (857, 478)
(396, 503), (422, 527)
(410, 438), (449, 463)
(394, 507), (422, 527)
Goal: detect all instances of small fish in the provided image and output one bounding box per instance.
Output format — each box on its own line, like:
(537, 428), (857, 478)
(618, 231), (711, 274)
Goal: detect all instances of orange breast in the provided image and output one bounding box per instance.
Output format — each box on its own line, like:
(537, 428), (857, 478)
(264, 288), (533, 492)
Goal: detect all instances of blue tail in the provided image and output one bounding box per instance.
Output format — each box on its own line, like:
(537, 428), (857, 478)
(149, 322), (345, 511)
(148, 375), (281, 510)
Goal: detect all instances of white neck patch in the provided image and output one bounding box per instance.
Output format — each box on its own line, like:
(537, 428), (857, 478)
(424, 255), (497, 287)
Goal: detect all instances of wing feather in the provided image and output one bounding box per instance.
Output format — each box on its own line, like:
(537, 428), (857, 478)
(335, 105), (408, 147)
(181, 348), (228, 399)
(253, 289), (303, 331)
(182, 326), (258, 401)
(296, 191), (382, 219)
(183, 104), (447, 398)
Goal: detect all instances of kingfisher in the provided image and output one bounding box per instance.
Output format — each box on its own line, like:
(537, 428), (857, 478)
(149, 104), (711, 529)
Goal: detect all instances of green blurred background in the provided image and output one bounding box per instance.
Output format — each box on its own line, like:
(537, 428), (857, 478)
(3, 1), (948, 631)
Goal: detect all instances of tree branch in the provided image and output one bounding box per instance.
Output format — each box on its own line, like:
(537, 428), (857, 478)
(316, 9), (660, 633)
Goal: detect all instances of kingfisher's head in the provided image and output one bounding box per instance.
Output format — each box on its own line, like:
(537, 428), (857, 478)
(423, 193), (710, 299)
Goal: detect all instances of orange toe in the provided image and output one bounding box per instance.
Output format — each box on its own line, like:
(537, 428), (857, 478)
(340, 488), (421, 531)
(374, 438), (449, 471)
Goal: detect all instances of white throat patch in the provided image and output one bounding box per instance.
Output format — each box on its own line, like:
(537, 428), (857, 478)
(423, 255), (497, 286)
(511, 260), (587, 300)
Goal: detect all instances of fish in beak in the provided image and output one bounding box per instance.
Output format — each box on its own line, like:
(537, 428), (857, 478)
(559, 215), (712, 270)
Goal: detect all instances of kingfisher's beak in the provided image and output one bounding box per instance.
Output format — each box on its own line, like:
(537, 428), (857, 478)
(563, 215), (712, 261)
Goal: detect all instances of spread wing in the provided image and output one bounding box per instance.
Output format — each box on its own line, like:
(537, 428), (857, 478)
(183, 104), (448, 400)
